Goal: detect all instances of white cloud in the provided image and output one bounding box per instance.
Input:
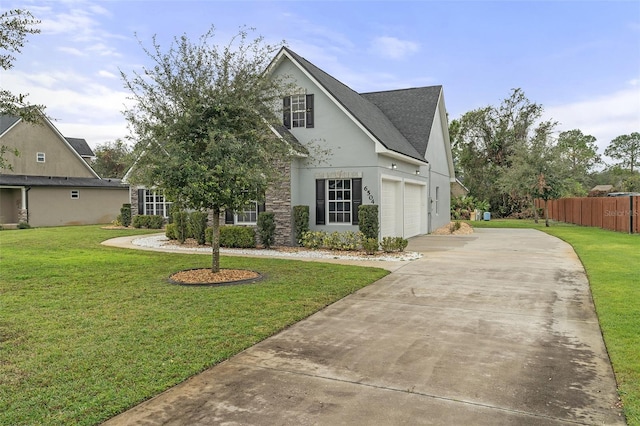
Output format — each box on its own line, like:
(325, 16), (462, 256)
(545, 82), (640, 156)
(58, 46), (85, 56)
(369, 36), (420, 60)
(98, 70), (118, 79)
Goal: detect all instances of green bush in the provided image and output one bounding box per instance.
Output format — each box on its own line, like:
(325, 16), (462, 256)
(189, 211), (208, 245)
(205, 227), (213, 245)
(132, 215), (149, 229)
(380, 236), (409, 252)
(358, 205), (379, 239)
(322, 231), (343, 250)
(257, 212), (276, 249)
(172, 209), (188, 243)
(148, 215), (164, 229)
(340, 231), (363, 251)
(165, 223), (177, 240)
(301, 231), (325, 249)
(17, 222), (31, 229)
(219, 226), (256, 248)
(120, 203), (132, 227)
(293, 205), (309, 246)
(362, 237), (379, 255)
(113, 214), (123, 227)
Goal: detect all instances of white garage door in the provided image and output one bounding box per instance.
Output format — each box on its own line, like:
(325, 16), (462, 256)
(381, 180), (399, 237)
(403, 183), (423, 238)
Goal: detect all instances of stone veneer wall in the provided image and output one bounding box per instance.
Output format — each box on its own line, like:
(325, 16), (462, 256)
(265, 160), (293, 246)
(130, 186), (140, 217)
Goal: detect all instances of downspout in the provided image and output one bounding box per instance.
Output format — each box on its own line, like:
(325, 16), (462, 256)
(427, 162), (432, 233)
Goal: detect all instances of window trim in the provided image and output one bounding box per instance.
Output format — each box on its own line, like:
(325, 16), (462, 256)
(327, 179), (353, 224)
(315, 178), (361, 226)
(235, 201), (259, 225)
(36, 152), (45, 163)
(140, 189), (172, 218)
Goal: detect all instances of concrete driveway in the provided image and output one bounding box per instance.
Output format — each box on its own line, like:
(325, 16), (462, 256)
(103, 228), (624, 425)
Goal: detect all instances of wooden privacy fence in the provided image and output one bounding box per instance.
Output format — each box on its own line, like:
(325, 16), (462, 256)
(535, 196), (639, 234)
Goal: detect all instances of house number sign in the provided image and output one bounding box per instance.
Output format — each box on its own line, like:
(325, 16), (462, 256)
(363, 185), (375, 204)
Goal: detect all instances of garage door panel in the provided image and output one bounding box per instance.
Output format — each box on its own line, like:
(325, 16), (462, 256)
(403, 183), (422, 238)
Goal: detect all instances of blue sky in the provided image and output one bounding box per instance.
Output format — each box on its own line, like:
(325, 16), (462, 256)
(4, 0), (640, 161)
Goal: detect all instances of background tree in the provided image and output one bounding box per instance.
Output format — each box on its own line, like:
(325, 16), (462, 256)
(0, 9), (43, 170)
(91, 139), (134, 179)
(122, 27), (295, 272)
(455, 88), (548, 216)
(497, 119), (561, 223)
(605, 132), (640, 173)
(555, 129), (601, 194)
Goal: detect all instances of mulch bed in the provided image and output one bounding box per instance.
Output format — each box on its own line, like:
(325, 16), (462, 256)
(169, 268), (262, 286)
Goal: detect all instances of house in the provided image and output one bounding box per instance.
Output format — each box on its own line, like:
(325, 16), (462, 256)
(127, 47), (455, 245)
(0, 113), (129, 227)
(451, 178), (469, 198)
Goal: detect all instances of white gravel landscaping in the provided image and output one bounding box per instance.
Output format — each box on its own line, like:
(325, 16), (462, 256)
(132, 235), (422, 262)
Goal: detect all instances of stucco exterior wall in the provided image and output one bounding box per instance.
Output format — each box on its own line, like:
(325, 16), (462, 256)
(425, 100), (453, 231)
(0, 188), (21, 223)
(27, 187), (129, 226)
(1, 118), (95, 178)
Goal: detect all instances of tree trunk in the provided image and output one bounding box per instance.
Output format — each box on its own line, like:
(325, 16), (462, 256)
(211, 206), (221, 273)
(533, 198), (539, 224)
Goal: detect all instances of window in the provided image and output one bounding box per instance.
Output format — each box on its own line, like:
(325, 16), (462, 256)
(236, 201), (258, 224)
(225, 201), (264, 225)
(435, 186), (440, 215)
(138, 189), (172, 217)
(283, 94), (314, 129)
(71, 190), (79, 199)
(37, 152), (45, 162)
(315, 178), (362, 225)
(328, 179), (352, 223)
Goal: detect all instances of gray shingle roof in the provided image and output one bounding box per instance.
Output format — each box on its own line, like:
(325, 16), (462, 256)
(361, 86), (442, 157)
(0, 115), (20, 136)
(283, 48), (428, 162)
(0, 174), (126, 188)
(65, 137), (95, 157)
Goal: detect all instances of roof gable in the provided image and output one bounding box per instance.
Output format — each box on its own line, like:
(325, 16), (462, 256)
(280, 48), (426, 162)
(361, 86), (442, 157)
(65, 137), (95, 158)
(0, 115), (21, 136)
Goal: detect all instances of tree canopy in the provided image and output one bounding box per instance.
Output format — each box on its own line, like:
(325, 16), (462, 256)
(605, 132), (640, 174)
(91, 139), (134, 179)
(122, 27), (297, 272)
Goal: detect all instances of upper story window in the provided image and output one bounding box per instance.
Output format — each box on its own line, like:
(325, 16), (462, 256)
(283, 94), (314, 129)
(37, 152), (45, 163)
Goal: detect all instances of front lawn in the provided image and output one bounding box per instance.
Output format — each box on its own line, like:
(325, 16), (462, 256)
(473, 219), (640, 424)
(0, 226), (389, 425)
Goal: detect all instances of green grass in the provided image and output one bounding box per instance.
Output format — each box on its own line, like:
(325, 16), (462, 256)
(0, 226), (389, 425)
(473, 219), (640, 424)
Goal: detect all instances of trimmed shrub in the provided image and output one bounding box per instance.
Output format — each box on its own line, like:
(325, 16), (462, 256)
(120, 203), (132, 227)
(17, 222), (31, 229)
(293, 205), (309, 246)
(172, 209), (188, 243)
(301, 231), (325, 249)
(165, 223), (177, 240)
(148, 215), (164, 229)
(340, 231), (363, 251)
(362, 237), (379, 255)
(189, 211), (208, 245)
(358, 205), (379, 239)
(380, 236), (409, 252)
(205, 227), (213, 245)
(219, 226), (256, 248)
(132, 214), (149, 229)
(257, 212), (276, 249)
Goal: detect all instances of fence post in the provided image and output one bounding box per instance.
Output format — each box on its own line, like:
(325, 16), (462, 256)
(631, 196), (635, 235)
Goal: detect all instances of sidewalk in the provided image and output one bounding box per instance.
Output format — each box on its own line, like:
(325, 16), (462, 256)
(103, 229), (624, 425)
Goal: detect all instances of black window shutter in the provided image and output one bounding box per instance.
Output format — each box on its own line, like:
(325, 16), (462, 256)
(137, 189), (145, 215)
(306, 94), (314, 128)
(283, 97), (291, 129)
(225, 209), (234, 224)
(315, 179), (325, 225)
(351, 178), (362, 225)
(258, 202), (266, 213)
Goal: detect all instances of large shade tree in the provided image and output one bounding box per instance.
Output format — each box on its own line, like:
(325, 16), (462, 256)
(605, 132), (640, 173)
(91, 139), (134, 179)
(555, 129), (601, 194)
(0, 8), (43, 170)
(122, 27), (296, 272)
(456, 88), (549, 216)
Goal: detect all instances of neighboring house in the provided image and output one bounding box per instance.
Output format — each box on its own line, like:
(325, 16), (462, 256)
(126, 47), (455, 245)
(451, 178), (469, 198)
(0, 113), (129, 227)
